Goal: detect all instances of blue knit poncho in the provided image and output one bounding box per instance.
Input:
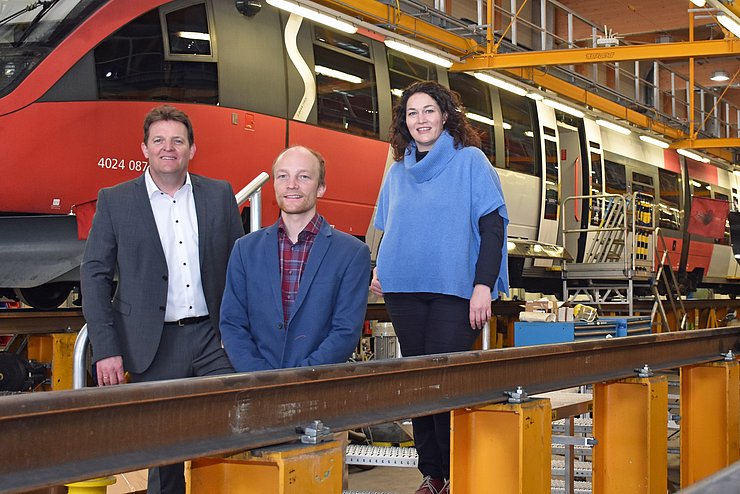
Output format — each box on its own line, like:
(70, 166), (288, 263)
(374, 130), (509, 300)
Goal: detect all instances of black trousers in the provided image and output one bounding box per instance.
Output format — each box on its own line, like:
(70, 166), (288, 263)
(128, 320), (235, 494)
(384, 292), (479, 480)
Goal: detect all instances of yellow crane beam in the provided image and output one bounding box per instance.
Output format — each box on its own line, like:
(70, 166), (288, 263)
(506, 67), (734, 162)
(315, 0), (481, 55)
(453, 39), (740, 71)
(671, 138), (740, 150)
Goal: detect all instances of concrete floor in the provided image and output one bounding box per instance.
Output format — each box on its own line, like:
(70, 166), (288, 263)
(347, 465), (424, 494)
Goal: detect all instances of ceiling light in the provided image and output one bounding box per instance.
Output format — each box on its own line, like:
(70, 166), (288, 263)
(390, 88), (403, 98)
(690, 180), (702, 188)
(596, 119), (631, 135)
(266, 0), (357, 34)
(711, 70), (730, 82)
(542, 99), (584, 118)
(176, 31), (210, 41)
(524, 130), (534, 138)
(677, 148), (710, 163)
(473, 73), (527, 96)
(384, 39), (453, 68)
(717, 14), (740, 39)
(690, 0), (706, 6)
(466, 112), (496, 126)
(315, 65), (362, 84)
(639, 135), (670, 149)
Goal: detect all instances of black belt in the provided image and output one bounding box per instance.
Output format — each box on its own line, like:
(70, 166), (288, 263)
(164, 315), (210, 327)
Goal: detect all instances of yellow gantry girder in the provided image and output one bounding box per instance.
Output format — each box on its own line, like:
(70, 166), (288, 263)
(312, 0), (735, 161)
(453, 38), (740, 71)
(314, 0), (481, 55)
(671, 138), (740, 149)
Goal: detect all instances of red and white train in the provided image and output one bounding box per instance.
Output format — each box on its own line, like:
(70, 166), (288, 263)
(0, 0), (737, 308)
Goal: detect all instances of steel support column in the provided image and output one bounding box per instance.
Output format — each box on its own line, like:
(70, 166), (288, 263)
(190, 441), (343, 494)
(680, 360), (740, 487)
(592, 375), (668, 493)
(450, 399), (552, 493)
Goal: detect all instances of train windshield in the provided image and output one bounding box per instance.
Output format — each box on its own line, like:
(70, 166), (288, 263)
(0, 0), (101, 98)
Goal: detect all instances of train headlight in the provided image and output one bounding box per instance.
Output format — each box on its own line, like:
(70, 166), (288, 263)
(4, 62), (16, 78)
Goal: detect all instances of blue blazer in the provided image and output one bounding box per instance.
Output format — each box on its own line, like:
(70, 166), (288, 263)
(220, 219), (371, 372)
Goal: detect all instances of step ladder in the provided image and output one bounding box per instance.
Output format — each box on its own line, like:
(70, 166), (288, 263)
(651, 228), (687, 331)
(562, 193), (655, 316)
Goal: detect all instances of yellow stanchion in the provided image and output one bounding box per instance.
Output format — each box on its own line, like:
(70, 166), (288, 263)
(65, 476), (116, 493)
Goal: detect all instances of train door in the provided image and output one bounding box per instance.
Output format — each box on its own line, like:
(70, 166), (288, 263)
(534, 101), (560, 267)
(559, 115), (601, 262)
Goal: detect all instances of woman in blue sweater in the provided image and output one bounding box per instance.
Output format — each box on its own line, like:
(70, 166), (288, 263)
(371, 81), (509, 494)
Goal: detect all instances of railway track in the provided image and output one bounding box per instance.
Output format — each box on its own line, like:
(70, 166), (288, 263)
(0, 327), (738, 492)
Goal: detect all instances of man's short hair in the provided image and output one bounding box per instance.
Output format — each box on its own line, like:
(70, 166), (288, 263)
(143, 105), (194, 145)
(272, 145), (326, 187)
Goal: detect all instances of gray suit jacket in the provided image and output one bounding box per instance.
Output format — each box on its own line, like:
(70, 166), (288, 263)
(81, 173), (244, 374)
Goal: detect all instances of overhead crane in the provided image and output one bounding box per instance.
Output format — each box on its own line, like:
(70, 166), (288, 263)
(313, 0), (740, 161)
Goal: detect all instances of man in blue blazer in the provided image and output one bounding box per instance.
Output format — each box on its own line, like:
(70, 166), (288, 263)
(81, 105), (243, 494)
(220, 146), (370, 372)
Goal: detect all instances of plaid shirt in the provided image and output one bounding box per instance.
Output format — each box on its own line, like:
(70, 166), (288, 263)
(278, 214), (323, 325)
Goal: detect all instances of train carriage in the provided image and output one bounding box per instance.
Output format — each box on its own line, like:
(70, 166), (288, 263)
(1, 0), (738, 308)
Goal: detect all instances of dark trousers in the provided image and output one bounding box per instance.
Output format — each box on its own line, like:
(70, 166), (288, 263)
(384, 292), (479, 480)
(128, 320), (235, 494)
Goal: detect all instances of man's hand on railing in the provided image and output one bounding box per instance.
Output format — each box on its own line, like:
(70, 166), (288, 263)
(96, 356), (125, 386)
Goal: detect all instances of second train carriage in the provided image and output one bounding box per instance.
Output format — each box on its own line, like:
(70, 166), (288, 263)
(0, 0), (738, 308)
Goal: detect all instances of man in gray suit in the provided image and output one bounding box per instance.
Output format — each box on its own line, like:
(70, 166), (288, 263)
(81, 105), (243, 494)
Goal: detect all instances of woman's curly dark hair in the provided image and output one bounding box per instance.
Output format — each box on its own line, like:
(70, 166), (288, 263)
(389, 81), (482, 162)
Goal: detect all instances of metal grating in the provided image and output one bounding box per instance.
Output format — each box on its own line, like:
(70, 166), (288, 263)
(346, 444), (418, 467)
(551, 479), (593, 494)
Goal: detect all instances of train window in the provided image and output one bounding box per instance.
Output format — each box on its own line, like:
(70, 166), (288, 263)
(95, 9), (218, 104)
(658, 168), (681, 230)
(448, 72), (495, 163)
(590, 152), (603, 226)
(690, 179), (712, 198)
(162, 3), (214, 58)
(604, 160), (627, 194)
(0, 1), (101, 98)
(387, 51), (437, 106)
(544, 138), (559, 220)
(499, 90), (537, 176)
(313, 44), (378, 138)
(314, 26), (371, 59)
(632, 171), (654, 195)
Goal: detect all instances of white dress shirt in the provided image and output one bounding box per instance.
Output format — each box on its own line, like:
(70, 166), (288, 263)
(145, 170), (209, 321)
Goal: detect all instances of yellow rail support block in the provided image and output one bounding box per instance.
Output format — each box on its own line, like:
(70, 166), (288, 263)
(680, 360), (740, 487)
(65, 476), (116, 494)
(189, 440), (342, 494)
(593, 374), (668, 494)
(451, 398), (552, 493)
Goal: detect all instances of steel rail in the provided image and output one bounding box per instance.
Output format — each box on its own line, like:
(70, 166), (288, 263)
(1, 327), (739, 492)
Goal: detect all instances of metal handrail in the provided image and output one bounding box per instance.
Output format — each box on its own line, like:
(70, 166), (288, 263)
(235, 171), (270, 232)
(73, 174), (271, 387)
